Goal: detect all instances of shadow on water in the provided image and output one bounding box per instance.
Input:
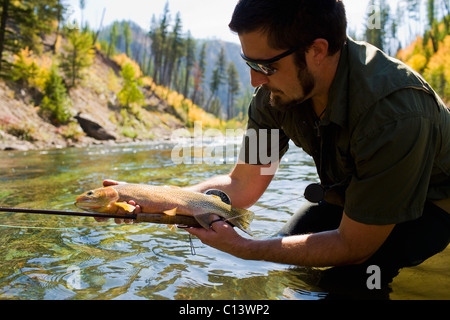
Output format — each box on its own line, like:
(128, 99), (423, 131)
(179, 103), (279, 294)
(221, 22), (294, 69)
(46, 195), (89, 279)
(0, 142), (448, 300)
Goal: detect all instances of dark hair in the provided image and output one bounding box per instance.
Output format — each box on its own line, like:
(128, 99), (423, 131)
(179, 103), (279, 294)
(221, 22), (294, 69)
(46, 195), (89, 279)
(229, 0), (347, 55)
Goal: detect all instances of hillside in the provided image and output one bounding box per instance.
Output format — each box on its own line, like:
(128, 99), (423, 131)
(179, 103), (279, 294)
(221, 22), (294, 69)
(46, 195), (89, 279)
(97, 21), (252, 115)
(0, 48), (195, 151)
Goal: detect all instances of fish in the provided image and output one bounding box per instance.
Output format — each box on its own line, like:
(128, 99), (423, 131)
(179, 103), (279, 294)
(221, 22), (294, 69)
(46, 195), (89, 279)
(74, 184), (254, 233)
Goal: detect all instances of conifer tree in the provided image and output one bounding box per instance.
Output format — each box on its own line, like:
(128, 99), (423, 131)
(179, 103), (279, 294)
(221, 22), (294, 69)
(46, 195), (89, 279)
(163, 11), (184, 88)
(108, 21), (118, 57)
(40, 65), (72, 125)
(149, 2), (170, 84)
(364, 0), (391, 51)
(117, 62), (144, 109)
(59, 27), (94, 87)
(192, 42), (207, 106)
(183, 31), (196, 98)
(0, 0), (62, 72)
(123, 21), (132, 58)
(206, 46), (226, 112)
(226, 62), (240, 120)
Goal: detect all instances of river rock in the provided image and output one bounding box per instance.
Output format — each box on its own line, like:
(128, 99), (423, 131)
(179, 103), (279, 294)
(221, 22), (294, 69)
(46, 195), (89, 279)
(74, 113), (116, 141)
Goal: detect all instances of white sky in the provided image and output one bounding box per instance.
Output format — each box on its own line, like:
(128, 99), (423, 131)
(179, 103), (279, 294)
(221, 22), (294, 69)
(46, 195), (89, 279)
(66, 0), (373, 44)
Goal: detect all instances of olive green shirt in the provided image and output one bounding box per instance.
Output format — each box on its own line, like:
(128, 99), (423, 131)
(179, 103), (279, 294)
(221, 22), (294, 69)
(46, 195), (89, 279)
(240, 38), (450, 225)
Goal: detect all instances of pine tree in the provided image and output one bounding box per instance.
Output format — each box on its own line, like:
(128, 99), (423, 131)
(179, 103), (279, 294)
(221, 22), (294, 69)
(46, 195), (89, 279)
(40, 65), (72, 125)
(364, 0), (391, 51)
(226, 62), (240, 120)
(108, 21), (118, 57)
(163, 11), (184, 88)
(117, 62), (144, 108)
(192, 42), (207, 106)
(123, 21), (132, 58)
(0, 0), (62, 72)
(183, 31), (196, 98)
(0, 0), (11, 72)
(59, 27), (94, 87)
(149, 2), (170, 84)
(206, 46), (226, 112)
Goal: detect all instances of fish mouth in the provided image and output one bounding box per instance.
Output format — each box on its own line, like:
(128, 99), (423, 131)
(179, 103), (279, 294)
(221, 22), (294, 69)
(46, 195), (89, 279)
(74, 196), (103, 210)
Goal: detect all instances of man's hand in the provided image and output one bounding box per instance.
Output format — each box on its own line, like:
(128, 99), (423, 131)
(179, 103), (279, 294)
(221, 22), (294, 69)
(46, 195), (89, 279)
(185, 214), (251, 258)
(186, 212), (395, 267)
(93, 179), (141, 224)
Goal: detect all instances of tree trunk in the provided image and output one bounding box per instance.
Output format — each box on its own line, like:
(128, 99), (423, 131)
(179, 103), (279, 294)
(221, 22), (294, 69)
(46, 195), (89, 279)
(0, 0), (10, 72)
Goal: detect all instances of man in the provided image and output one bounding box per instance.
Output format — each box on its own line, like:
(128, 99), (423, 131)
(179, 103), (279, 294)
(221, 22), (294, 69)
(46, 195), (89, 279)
(106, 0), (450, 272)
(184, 0), (450, 270)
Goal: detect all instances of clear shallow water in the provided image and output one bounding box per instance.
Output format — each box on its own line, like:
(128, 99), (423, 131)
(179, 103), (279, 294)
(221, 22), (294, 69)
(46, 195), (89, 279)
(0, 141), (448, 300)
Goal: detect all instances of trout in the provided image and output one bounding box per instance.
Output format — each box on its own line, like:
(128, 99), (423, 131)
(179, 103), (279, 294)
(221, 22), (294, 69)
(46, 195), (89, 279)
(75, 184), (254, 233)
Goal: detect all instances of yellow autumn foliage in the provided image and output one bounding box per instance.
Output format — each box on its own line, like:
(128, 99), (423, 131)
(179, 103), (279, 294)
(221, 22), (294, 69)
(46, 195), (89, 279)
(12, 47), (53, 92)
(397, 26), (450, 104)
(406, 53), (428, 73)
(113, 53), (143, 79)
(397, 36), (418, 62)
(113, 56), (230, 130)
(146, 78), (222, 128)
(423, 35), (450, 100)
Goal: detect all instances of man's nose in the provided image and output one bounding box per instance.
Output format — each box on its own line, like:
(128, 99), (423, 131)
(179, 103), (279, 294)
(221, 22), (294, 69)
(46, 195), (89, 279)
(250, 69), (269, 88)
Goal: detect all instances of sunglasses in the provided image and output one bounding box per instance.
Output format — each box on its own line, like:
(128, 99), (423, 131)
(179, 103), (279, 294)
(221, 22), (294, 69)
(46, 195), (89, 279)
(240, 47), (299, 76)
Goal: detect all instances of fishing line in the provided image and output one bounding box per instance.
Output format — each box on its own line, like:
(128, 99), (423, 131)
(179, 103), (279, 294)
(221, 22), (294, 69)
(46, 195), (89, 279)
(188, 235), (196, 255)
(221, 183), (325, 226)
(220, 194), (305, 228)
(0, 224), (74, 231)
(252, 195), (306, 214)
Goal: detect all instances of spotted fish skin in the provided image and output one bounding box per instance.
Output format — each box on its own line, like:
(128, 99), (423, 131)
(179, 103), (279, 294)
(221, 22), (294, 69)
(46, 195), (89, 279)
(75, 184), (254, 232)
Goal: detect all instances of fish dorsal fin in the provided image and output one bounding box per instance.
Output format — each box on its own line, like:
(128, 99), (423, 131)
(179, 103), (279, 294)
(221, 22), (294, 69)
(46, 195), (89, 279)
(163, 208), (177, 216)
(114, 202), (136, 213)
(209, 195), (222, 201)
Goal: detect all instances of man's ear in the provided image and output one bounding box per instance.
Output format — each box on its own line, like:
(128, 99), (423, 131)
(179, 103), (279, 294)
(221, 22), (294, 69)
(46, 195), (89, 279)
(309, 38), (330, 66)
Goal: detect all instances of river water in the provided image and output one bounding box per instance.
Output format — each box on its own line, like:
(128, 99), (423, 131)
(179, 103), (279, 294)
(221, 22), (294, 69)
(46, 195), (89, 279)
(0, 140), (448, 300)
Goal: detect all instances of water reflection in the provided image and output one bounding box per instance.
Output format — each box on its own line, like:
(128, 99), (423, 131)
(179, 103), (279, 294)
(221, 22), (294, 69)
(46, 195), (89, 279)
(0, 142), (448, 300)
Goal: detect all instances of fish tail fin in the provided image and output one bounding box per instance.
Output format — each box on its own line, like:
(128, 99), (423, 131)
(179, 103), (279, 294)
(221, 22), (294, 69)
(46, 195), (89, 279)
(193, 207), (254, 235)
(228, 207), (254, 235)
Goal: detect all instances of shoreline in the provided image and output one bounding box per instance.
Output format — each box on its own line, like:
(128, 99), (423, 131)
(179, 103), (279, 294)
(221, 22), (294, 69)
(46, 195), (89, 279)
(0, 129), (173, 152)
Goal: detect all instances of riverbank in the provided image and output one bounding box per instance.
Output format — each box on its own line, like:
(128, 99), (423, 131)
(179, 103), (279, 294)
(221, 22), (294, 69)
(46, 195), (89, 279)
(0, 49), (186, 152)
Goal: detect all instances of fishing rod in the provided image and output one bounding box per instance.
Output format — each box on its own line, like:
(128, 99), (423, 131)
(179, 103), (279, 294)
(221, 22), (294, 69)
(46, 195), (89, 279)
(0, 207), (202, 227)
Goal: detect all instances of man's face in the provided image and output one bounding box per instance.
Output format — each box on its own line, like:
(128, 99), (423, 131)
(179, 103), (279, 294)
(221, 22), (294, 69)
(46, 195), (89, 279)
(239, 30), (315, 111)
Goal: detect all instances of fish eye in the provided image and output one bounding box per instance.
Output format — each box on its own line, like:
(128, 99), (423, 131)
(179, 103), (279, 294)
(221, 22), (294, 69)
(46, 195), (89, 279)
(86, 191), (94, 196)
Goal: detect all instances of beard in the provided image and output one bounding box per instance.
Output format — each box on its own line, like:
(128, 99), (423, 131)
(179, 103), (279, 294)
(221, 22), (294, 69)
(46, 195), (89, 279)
(264, 61), (315, 112)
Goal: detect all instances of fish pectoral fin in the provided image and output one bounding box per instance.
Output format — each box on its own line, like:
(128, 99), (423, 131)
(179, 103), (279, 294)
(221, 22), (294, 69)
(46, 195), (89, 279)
(163, 208), (177, 216)
(114, 202), (136, 213)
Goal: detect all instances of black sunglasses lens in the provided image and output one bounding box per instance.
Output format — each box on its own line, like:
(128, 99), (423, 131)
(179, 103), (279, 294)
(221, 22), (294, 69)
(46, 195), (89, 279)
(246, 62), (276, 76)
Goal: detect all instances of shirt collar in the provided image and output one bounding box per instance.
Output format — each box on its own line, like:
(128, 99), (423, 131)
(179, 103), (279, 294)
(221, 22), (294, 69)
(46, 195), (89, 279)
(321, 38), (350, 128)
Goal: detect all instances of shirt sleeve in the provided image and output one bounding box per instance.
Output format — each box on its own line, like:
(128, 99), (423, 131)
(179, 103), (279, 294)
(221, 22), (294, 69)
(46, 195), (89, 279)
(239, 87), (290, 165)
(344, 91), (440, 225)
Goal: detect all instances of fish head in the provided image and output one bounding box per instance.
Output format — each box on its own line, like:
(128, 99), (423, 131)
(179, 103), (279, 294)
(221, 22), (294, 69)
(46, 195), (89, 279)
(75, 187), (119, 212)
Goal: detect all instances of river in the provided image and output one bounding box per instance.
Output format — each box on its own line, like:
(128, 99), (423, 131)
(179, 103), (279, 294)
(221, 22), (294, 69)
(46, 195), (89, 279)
(0, 140), (449, 300)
